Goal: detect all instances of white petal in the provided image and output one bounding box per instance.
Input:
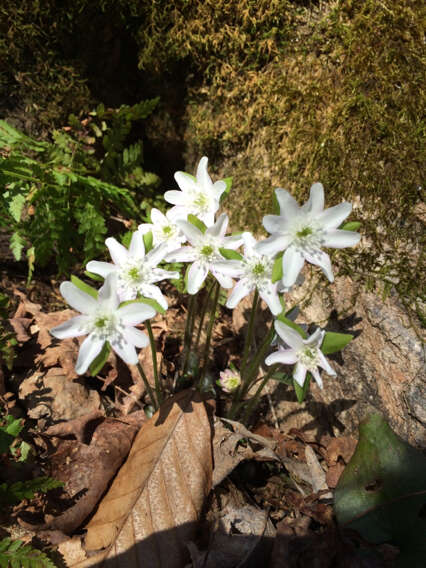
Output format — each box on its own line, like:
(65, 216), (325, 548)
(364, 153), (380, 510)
(196, 156), (212, 189)
(187, 261), (208, 294)
(293, 362), (308, 387)
(275, 188), (300, 218)
(265, 348), (298, 366)
(75, 334), (105, 374)
(146, 242), (168, 266)
(311, 368), (323, 389)
(212, 180), (226, 199)
(213, 260), (244, 278)
(149, 268), (180, 283)
(318, 352), (336, 377)
(110, 336), (138, 365)
(211, 268), (233, 289)
(207, 213), (228, 238)
(177, 220), (203, 245)
(141, 284), (169, 310)
(118, 302), (156, 325)
(98, 273), (120, 310)
(200, 210), (216, 227)
(129, 231), (145, 258)
(255, 234), (292, 256)
(86, 261), (116, 279)
(282, 246), (305, 288)
(60, 281), (98, 314)
(258, 282), (282, 316)
(50, 315), (90, 339)
(322, 230), (361, 249)
(303, 182), (324, 213)
(263, 215), (287, 234)
(304, 249), (334, 282)
(174, 171), (197, 192)
(242, 232), (257, 253)
(164, 246), (198, 263)
(164, 189), (187, 205)
(166, 207), (188, 222)
(105, 237), (128, 266)
(150, 208), (167, 225)
(123, 326), (149, 348)
(138, 223), (153, 235)
(305, 328), (324, 349)
(223, 234), (244, 249)
(317, 202), (352, 229)
(226, 278), (253, 309)
(274, 320), (304, 350)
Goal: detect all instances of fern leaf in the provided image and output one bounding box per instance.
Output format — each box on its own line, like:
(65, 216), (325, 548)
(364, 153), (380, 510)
(9, 232), (24, 261)
(0, 538), (57, 568)
(8, 194), (26, 222)
(0, 477), (63, 505)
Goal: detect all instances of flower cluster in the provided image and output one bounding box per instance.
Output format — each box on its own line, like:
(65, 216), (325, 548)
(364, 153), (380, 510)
(51, 155), (360, 400)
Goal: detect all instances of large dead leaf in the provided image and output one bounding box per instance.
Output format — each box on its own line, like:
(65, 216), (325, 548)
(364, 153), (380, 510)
(62, 389), (212, 567)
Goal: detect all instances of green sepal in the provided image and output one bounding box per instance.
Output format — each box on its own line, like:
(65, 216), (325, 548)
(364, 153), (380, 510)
(220, 177), (232, 202)
(271, 371), (292, 385)
(143, 230), (153, 252)
(341, 221), (361, 231)
(121, 230), (133, 248)
(321, 331), (353, 354)
(188, 214), (207, 233)
(294, 373), (311, 403)
(277, 312), (307, 339)
(272, 252), (284, 283)
(71, 275), (98, 299)
(272, 190), (281, 214)
(219, 248), (243, 260)
(84, 270), (104, 282)
(89, 341), (110, 376)
(184, 264), (191, 293)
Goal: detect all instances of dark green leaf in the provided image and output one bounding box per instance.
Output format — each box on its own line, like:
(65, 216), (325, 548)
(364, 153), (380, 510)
(335, 414), (426, 566)
(84, 270), (104, 282)
(321, 331), (353, 354)
(276, 313), (307, 339)
(89, 342), (110, 376)
(341, 221), (361, 231)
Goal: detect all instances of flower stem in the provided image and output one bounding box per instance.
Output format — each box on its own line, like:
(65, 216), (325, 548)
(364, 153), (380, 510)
(194, 281), (214, 351)
(146, 321), (162, 405)
(240, 365), (279, 424)
(240, 289), (259, 376)
(182, 294), (196, 375)
(198, 281), (220, 388)
(136, 362), (158, 410)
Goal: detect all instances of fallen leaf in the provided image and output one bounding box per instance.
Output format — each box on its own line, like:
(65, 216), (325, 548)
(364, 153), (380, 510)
(62, 389), (213, 567)
(325, 436), (357, 466)
(326, 462), (345, 489)
(305, 446), (332, 497)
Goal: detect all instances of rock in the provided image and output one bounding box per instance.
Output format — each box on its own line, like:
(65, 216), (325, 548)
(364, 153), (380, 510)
(270, 276), (425, 446)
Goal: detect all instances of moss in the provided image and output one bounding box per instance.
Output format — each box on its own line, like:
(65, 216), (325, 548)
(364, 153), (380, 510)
(135, 0), (424, 313)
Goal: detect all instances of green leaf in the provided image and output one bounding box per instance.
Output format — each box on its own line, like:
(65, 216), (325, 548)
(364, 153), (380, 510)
(335, 414), (426, 566)
(70, 275), (98, 299)
(220, 177), (232, 202)
(89, 342), (110, 376)
(187, 214), (207, 233)
(271, 371), (293, 385)
(84, 270), (104, 282)
(143, 230), (153, 252)
(293, 374), (311, 403)
(121, 230), (133, 249)
(8, 194), (26, 222)
(276, 313), (307, 339)
(271, 252), (283, 283)
(218, 248), (243, 260)
(5, 415), (23, 437)
(341, 221), (361, 231)
(120, 297), (164, 315)
(0, 537), (57, 567)
(10, 232), (24, 261)
(321, 331), (353, 354)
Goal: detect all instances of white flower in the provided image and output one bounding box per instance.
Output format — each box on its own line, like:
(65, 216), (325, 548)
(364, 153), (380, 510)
(138, 208), (186, 250)
(164, 156), (227, 226)
(215, 232), (282, 315)
(218, 369), (241, 393)
(265, 320), (336, 388)
(256, 183), (361, 288)
(164, 213), (243, 294)
(86, 231), (178, 309)
(51, 274), (156, 374)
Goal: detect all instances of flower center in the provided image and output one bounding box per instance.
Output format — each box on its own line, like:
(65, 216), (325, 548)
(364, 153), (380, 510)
(127, 267), (141, 282)
(298, 346), (320, 369)
(252, 262), (265, 276)
(162, 225), (172, 235)
(193, 192), (209, 211)
(200, 244), (215, 259)
(296, 226), (313, 238)
(91, 312), (119, 340)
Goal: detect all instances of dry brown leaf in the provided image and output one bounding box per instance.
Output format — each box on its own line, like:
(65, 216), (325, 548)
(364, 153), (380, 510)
(325, 436), (357, 466)
(63, 389), (212, 567)
(305, 446), (332, 498)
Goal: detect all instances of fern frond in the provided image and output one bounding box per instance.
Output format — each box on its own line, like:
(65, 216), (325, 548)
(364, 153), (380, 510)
(0, 538), (57, 568)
